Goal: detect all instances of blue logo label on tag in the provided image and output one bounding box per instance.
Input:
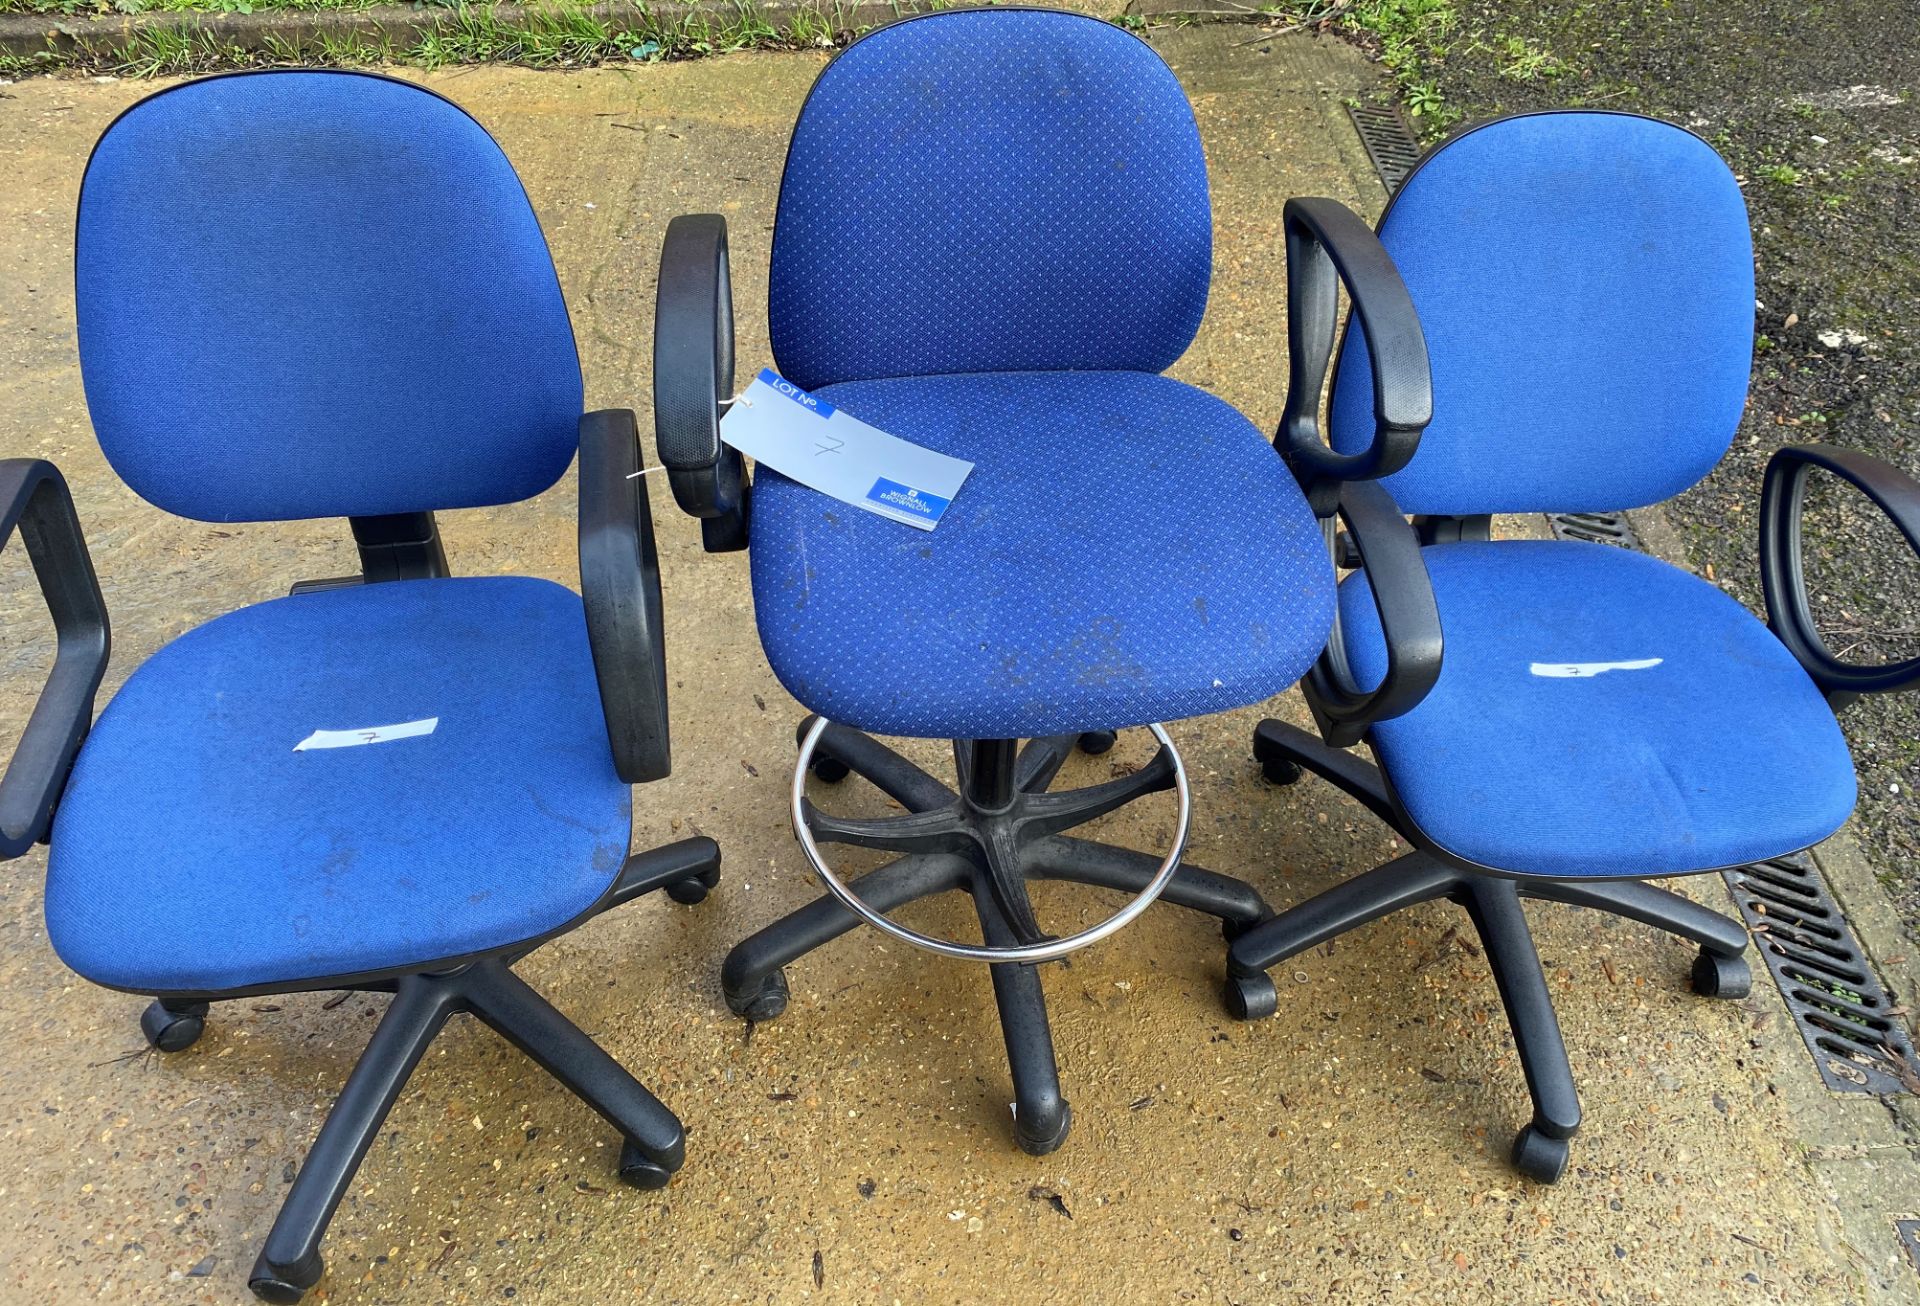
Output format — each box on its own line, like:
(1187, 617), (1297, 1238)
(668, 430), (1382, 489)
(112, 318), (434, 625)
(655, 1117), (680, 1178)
(866, 478), (950, 522)
(758, 367), (836, 419)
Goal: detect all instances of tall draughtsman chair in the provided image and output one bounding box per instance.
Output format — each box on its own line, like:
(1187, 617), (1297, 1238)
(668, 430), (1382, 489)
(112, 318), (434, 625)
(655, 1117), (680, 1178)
(1227, 109), (1920, 1182)
(1, 71), (718, 1301)
(652, 9), (1431, 1153)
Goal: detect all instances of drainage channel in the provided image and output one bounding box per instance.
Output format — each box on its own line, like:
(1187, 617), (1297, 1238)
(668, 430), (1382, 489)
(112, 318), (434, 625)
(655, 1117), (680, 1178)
(1346, 104), (1423, 191)
(1546, 510), (1643, 549)
(1343, 100), (1920, 1102)
(1900, 1220), (1920, 1274)
(1724, 853), (1916, 1093)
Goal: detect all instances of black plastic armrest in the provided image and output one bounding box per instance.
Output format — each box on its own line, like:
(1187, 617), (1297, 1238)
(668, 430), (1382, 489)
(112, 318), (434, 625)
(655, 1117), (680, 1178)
(1304, 477), (1443, 747)
(1276, 197), (1434, 516)
(1760, 442), (1920, 700)
(578, 410), (671, 784)
(653, 213), (749, 553)
(0, 459), (109, 858)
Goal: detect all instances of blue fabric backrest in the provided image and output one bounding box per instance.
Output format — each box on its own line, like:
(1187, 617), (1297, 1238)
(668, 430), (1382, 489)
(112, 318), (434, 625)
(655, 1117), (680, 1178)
(1328, 112), (1755, 516)
(75, 71), (583, 523)
(768, 10), (1213, 391)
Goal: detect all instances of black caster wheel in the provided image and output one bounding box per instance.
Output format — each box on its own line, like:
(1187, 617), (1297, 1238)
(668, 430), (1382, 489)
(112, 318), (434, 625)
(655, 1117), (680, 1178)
(617, 1139), (675, 1190)
(1013, 1101), (1072, 1156)
(1076, 730), (1117, 756)
(666, 866), (720, 906)
(725, 968), (790, 1023)
(795, 716), (851, 782)
(1252, 730), (1304, 786)
(1222, 973), (1279, 1021)
(248, 1272), (309, 1305)
(1691, 948), (1752, 1000)
(248, 1254), (320, 1305)
(1510, 1123), (1571, 1184)
(1258, 756), (1303, 786)
(808, 755), (851, 783)
(141, 1000), (207, 1053)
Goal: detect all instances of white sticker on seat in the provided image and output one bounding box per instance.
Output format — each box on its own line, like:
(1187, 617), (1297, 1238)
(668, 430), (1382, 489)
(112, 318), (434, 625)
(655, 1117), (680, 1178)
(1528, 658), (1663, 679)
(293, 717), (439, 751)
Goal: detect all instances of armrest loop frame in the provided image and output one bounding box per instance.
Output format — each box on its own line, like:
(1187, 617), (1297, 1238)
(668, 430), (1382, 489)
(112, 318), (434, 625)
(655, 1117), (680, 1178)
(1277, 197), (1433, 516)
(578, 410), (671, 783)
(1760, 443), (1920, 702)
(1304, 478), (1443, 747)
(0, 459), (109, 858)
(653, 213), (749, 553)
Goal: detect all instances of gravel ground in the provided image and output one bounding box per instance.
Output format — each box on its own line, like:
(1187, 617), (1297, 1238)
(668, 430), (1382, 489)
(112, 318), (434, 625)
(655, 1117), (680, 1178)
(1366, 0), (1920, 936)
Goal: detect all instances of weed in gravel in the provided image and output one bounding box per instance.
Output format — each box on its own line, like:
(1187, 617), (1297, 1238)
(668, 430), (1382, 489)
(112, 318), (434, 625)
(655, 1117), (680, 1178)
(1335, 0), (1462, 129)
(1494, 33), (1561, 82)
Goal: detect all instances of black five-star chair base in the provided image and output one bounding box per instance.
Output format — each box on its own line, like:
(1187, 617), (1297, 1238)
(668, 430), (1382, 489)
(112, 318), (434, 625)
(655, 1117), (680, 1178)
(138, 839), (720, 1305)
(1228, 719), (1753, 1183)
(721, 718), (1273, 1155)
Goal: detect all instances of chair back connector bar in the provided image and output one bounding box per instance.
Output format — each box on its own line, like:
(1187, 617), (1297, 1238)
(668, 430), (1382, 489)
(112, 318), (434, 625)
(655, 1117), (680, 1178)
(790, 719), (1192, 964)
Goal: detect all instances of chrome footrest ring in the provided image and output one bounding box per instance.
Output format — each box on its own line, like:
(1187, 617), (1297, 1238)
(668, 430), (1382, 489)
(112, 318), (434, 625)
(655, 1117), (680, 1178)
(789, 718), (1192, 964)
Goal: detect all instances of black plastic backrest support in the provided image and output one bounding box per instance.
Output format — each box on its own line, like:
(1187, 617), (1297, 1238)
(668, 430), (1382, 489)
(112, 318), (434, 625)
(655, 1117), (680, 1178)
(653, 213), (749, 553)
(0, 459), (110, 858)
(289, 512), (451, 596)
(349, 512), (450, 582)
(1277, 197), (1433, 516)
(1760, 443), (1920, 701)
(577, 411), (672, 783)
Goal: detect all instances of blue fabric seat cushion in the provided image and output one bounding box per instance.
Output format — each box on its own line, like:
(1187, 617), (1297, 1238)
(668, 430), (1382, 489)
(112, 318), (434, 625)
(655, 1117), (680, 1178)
(748, 370), (1335, 738)
(47, 577), (631, 994)
(1340, 541), (1855, 878)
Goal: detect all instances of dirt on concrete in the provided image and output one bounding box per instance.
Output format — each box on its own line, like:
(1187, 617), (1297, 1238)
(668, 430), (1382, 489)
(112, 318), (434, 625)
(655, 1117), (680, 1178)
(0, 22), (1903, 1306)
(1385, 0), (1920, 949)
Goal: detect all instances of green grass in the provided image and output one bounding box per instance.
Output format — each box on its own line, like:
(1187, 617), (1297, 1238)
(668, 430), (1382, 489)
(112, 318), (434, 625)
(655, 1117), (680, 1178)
(3, 0), (900, 76)
(0, 0), (1462, 93)
(1, 0), (384, 17)
(1493, 33), (1561, 82)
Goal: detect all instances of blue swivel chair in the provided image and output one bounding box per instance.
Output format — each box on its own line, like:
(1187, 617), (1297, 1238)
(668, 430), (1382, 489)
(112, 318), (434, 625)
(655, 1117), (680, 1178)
(652, 9), (1431, 1154)
(2, 72), (718, 1301)
(1228, 110), (1920, 1182)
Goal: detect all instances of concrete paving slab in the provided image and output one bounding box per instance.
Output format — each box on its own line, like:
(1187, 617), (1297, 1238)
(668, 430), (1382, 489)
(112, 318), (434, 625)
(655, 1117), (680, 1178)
(0, 25), (1902, 1305)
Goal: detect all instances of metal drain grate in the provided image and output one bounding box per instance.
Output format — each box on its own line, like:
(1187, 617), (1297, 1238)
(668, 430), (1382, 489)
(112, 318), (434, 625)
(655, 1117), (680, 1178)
(1347, 104), (1422, 191)
(1722, 855), (1916, 1093)
(1547, 510), (1644, 549)
(1897, 1220), (1920, 1273)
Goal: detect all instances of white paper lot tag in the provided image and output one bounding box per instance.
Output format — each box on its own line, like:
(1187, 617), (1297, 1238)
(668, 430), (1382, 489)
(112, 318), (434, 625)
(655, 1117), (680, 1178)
(719, 368), (973, 531)
(294, 717), (438, 751)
